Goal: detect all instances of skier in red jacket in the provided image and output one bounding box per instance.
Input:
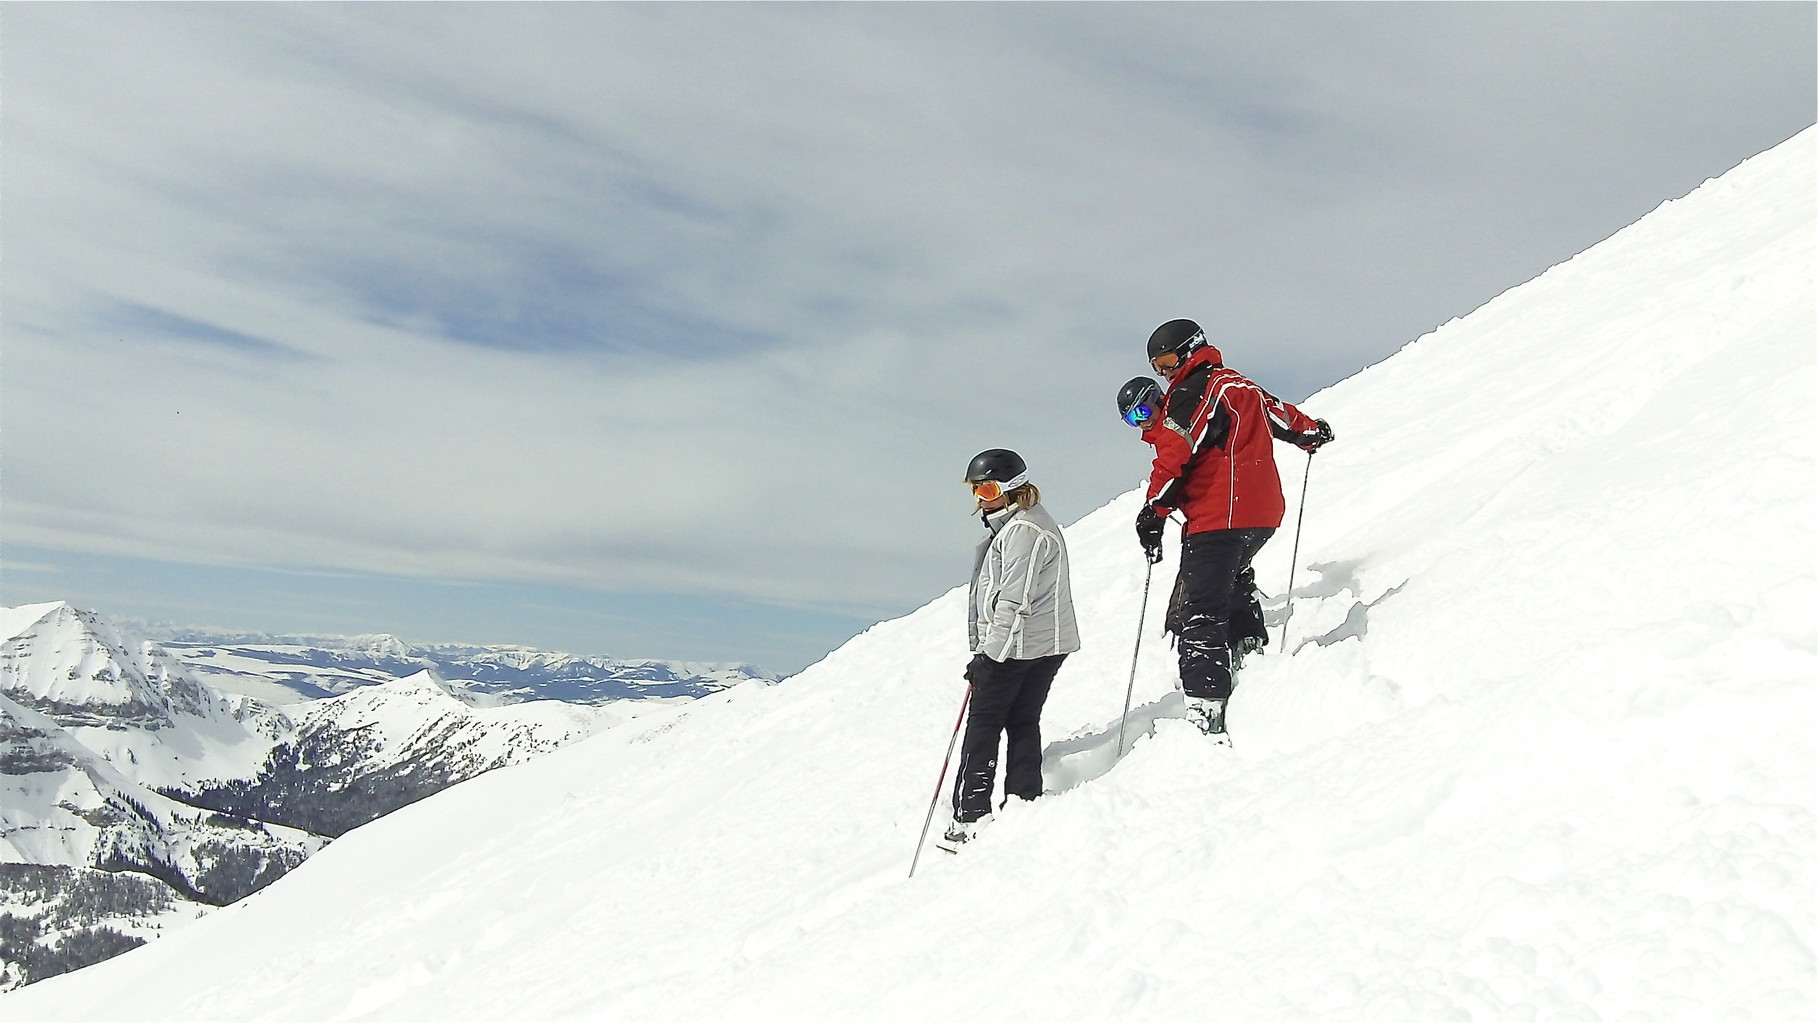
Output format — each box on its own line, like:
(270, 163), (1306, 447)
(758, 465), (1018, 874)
(1121, 318), (1333, 740)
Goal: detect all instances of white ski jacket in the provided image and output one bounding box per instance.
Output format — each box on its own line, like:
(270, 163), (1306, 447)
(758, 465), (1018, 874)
(968, 503), (1081, 662)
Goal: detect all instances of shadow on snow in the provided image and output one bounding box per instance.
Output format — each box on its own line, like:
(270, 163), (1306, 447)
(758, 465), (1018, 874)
(1041, 691), (1186, 796)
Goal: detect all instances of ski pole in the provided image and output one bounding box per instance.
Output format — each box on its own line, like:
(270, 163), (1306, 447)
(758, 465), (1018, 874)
(908, 683), (973, 879)
(1115, 557), (1156, 759)
(1279, 451), (1314, 653)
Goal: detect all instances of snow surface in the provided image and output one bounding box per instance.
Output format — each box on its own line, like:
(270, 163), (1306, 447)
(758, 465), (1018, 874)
(3, 129), (1812, 1021)
(1, 603), (69, 644)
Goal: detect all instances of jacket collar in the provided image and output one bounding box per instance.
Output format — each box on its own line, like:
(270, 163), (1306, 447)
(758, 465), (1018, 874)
(981, 504), (1021, 536)
(1166, 345), (1224, 390)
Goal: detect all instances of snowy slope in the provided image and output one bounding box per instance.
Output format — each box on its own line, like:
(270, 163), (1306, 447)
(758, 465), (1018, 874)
(4, 130), (1811, 1022)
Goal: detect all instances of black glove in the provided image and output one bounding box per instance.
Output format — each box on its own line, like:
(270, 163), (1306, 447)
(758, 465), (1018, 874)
(1135, 505), (1165, 564)
(1301, 419), (1335, 453)
(964, 653), (994, 685)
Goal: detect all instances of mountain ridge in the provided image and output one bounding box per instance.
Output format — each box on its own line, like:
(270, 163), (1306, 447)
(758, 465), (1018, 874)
(140, 624), (775, 707)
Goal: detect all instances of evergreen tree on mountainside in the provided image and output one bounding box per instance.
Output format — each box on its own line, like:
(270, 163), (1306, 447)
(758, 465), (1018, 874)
(0, 866), (175, 988)
(167, 724), (470, 838)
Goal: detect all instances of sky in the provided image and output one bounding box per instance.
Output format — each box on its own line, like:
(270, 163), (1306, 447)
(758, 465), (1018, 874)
(2, 3), (1813, 675)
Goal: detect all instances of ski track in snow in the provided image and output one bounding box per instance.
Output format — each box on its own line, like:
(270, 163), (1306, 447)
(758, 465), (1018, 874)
(4, 131), (1814, 1022)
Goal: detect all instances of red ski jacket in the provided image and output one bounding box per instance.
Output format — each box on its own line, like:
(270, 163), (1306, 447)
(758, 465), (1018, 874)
(1142, 346), (1322, 533)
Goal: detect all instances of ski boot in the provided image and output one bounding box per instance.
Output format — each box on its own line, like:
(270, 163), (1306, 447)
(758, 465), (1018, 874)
(1232, 634), (1265, 673)
(936, 813), (992, 854)
(1184, 696), (1232, 747)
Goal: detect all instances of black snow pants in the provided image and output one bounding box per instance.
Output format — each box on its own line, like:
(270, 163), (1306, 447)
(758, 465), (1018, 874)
(1170, 527), (1274, 702)
(951, 653), (1067, 824)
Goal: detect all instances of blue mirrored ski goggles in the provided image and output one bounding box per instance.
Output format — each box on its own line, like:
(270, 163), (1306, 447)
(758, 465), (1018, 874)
(1122, 401), (1160, 427)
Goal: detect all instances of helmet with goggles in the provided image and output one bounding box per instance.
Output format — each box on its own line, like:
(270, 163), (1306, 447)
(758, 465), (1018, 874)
(964, 448), (1028, 502)
(1147, 318), (1205, 360)
(1147, 318), (1218, 375)
(1117, 376), (1166, 428)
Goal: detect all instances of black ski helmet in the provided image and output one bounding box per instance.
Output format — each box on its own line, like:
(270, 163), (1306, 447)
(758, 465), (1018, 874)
(1117, 376), (1165, 428)
(964, 448), (1027, 484)
(1147, 318), (1207, 362)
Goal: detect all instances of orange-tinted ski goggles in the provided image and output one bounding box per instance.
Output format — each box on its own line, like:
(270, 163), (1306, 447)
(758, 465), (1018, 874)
(969, 475), (1027, 502)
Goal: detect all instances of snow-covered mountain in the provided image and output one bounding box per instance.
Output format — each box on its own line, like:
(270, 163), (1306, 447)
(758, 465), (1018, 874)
(0, 690), (321, 887)
(3, 128), (1810, 1021)
(139, 626), (773, 706)
(2, 603), (288, 792)
(174, 670), (631, 838)
(0, 603), (324, 988)
(0, 603), (632, 988)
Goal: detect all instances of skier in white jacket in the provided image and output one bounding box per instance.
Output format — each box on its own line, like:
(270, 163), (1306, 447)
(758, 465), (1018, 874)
(940, 449), (1080, 852)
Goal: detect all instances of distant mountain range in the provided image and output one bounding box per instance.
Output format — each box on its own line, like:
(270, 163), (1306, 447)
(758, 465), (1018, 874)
(130, 623), (776, 707)
(0, 602), (773, 990)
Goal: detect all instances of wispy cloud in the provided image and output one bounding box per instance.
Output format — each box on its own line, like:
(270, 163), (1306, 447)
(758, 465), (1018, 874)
(97, 303), (314, 361)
